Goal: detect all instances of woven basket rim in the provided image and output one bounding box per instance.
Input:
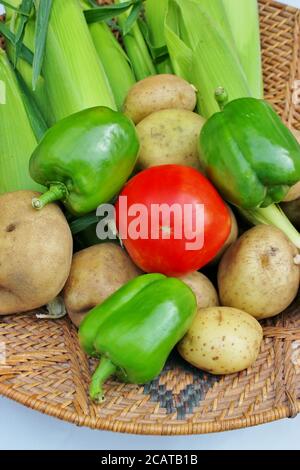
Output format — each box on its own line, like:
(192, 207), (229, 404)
(0, 380), (299, 435)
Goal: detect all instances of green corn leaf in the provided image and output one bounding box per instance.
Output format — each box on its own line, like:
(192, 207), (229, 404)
(223, 0), (263, 98)
(0, 1), (31, 15)
(69, 213), (99, 235)
(0, 49), (44, 194)
(40, 0), (116, 121)
(32, 0), (52, 90)
(116, 0), (156, 80)
(0, 21), (34, 64)
(84, 0), (142, 24)
(165, 0), (251, 117)
(143, 0), (173, 73)
(14, 0), (34, 66)
(123, 1), (143, 36)
(15, 68), (48, 141)
(89, 21), (135, 110)
(138, 19), (168, 61)
(164, 15), (192, 79)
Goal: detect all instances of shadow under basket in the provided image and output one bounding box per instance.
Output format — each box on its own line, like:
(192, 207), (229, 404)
(1, 0), (300, 435)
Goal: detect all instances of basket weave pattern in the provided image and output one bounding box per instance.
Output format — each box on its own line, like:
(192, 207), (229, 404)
(0, 0), (300, 435)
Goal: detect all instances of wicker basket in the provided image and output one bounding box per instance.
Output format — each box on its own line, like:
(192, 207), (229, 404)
(0, 0), (300, 435)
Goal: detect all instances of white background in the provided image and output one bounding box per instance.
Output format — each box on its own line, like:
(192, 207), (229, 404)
(0, 0), (300, 451)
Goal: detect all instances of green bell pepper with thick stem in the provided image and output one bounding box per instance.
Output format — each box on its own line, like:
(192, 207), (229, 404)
(29, 107), (139, 216)
(199, 89), (300, 248)
(199, 91), (300, 210)
(79, 274), (197, 403)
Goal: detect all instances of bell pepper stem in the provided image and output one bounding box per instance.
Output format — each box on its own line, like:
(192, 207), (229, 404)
(90, 357), (117, 403)
(215, 87), (229, 110)
(32, 183), (67, 210)
(239, 204), (300, 249)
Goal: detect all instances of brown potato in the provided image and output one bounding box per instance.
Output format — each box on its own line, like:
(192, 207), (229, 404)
(63, 243), (141, 327)
(281, 197), (300, 230)
(123, 74), (197, 124)
(180, 272), (219, 309)
(178, 307), (263, 375)
(283, 182), (300, 202)
(137, 109), (205, 170)
(0, 190), (73, 315)
(218, 225), (300, 319)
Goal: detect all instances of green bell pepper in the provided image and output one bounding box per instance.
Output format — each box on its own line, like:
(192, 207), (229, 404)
(79, 273), (197, 402)
(199, 91), (300, 209)
(29, 107), (139, 215)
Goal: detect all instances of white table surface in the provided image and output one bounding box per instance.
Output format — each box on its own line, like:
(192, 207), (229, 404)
(1, 0), (300, 451)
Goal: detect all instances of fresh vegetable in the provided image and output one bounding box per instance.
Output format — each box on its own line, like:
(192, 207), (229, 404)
(7, 0), (117, 124)
(79, 274), (197, 402)
(116, 0), (157, 81)
(199, 93), (300, 247)
(164, 0), (250, 117)
(210, 207), (238, 264)
(5, 19), (55, 127)
(278, 130), (300, 202)
(0, 49), (44, 194)
(200, 95), (300, 209)
(283, 182), (300, 203)
(137, 109), (205, 170)
(30, 107), (140, 215)
(144, 0), (173, 74)
(88, 21), (136, 111)
(180, 272), (219, 310)
(123, 74), (197, 124)
(0, 191), (73, 315)
(281, 198), (300, 230)
(115, 165), (231, 276)
(218, 225), (300, 320)
(178, 307), (263, 375)
(223, 0), (263, 99)
(63, 243), (141, 327)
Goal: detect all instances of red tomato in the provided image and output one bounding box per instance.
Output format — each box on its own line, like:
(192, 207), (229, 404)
(115, 165), (231, 277)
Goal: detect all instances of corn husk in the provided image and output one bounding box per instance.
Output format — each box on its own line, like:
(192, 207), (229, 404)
(165, 0), (251, 117)
(37, 0), (116, 122)
(0, 49), (44, 193)
(116, 0), (156, 81)
(89, 21), (135, 110)
(223, 0), (263, 98)
(144, 0), (173, 74)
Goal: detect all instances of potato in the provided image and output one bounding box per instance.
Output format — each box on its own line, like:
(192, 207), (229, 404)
(63, 243), (141, 327)
(281, 197), (300, 230)
(0, 190), (73, 315)
(283, 181), (300, 202)
(178, 307), (263, 375)
(123, 74), (197, 124)
(136, 109), (205, 170)
(210, 207), (238, 264)
(180, 272), (219, 309)
(218, 225), (300, 319)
